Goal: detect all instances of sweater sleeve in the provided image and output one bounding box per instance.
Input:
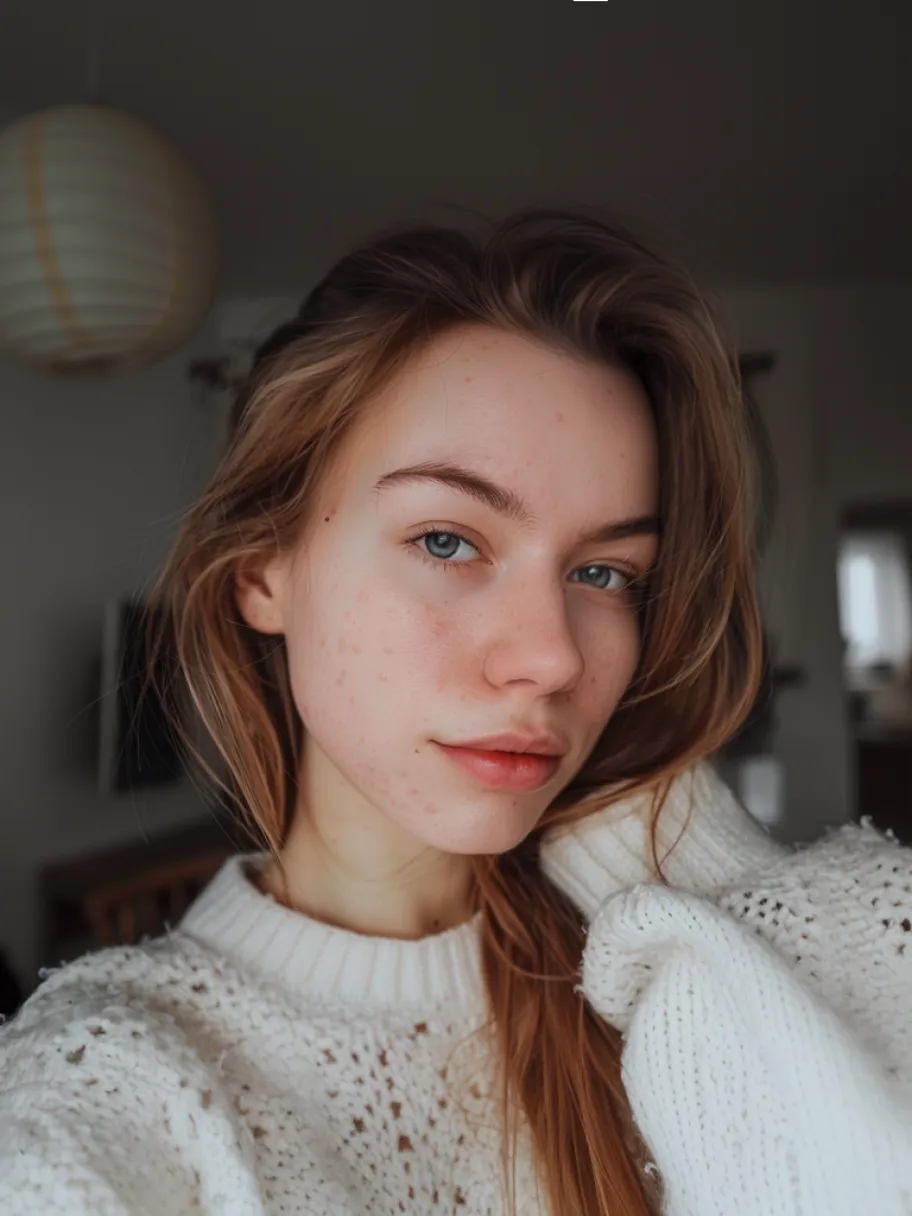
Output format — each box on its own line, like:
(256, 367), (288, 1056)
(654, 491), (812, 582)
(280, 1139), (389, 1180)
(579, 877), (912, 1216)
(0, 952), (265, 1216)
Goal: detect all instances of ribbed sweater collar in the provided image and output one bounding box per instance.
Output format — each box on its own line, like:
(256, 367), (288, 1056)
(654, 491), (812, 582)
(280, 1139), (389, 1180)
(180, 854), (487, 1014)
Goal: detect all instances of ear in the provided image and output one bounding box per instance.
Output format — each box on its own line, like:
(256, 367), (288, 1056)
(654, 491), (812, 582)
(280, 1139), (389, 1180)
(234, 551), (292, 636)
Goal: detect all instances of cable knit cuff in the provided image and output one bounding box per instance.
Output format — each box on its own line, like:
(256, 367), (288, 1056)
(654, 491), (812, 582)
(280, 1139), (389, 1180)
(541, 762), (787, 920)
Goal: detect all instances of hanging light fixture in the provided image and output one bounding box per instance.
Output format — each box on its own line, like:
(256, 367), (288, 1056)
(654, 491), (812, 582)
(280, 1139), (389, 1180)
(0, 9), (219, 375)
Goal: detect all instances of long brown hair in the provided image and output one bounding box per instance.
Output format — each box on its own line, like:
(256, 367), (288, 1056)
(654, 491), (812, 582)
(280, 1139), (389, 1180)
(149, 209), (763, 1215)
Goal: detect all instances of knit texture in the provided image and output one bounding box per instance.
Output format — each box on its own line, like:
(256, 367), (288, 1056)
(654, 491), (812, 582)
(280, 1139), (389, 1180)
(1, 763), (910, 1215)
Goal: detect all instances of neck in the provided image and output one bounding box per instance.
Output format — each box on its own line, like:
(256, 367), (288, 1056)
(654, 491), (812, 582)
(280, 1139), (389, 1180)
(262, 779), (476, 941)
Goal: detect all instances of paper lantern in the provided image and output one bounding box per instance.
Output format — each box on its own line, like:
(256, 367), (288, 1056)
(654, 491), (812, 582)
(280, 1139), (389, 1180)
(0, 103), (219, 375)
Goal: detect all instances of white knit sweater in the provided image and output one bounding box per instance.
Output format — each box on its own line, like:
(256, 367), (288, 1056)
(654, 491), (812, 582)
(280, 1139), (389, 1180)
(1, 765), (910, 1216)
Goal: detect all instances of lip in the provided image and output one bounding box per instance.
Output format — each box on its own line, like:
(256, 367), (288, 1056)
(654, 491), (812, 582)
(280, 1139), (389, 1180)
(433, 741), (564, 792)
(444, 731), (568, 757)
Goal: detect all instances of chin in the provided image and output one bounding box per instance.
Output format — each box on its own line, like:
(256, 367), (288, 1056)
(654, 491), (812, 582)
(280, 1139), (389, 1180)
(405, 804), (543, 857)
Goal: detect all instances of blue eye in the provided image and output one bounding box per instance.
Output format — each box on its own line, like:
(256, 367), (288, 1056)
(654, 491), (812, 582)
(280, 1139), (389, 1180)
(417, 530), (478, 563)
(571, 565), (633, 591)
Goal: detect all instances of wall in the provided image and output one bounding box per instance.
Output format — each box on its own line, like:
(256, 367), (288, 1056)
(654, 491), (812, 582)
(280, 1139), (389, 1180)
(717, 283), (912, 842)
(0, 327), (224, 985)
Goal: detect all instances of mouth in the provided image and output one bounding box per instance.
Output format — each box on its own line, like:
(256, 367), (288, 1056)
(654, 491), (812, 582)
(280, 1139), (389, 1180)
(432, 741), (563, 792)
(443, 731), (568, 758)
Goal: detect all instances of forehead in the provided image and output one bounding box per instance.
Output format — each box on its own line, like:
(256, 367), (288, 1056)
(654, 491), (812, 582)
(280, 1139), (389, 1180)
(332, 324), (658, 517)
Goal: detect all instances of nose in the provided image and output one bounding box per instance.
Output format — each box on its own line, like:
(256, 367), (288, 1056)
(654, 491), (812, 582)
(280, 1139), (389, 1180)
(481, 579), (585, 695)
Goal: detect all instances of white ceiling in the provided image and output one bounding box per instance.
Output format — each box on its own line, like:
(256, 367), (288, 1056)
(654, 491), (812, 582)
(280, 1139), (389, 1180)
(0, 0), (908, 292)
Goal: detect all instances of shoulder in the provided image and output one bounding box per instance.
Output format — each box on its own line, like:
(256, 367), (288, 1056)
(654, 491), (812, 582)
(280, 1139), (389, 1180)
(715, 818), (911, 972)
(717, 816), (911, 923)
(0, 933), (229, 1092)
(714, 820), (912, 1082)
(0, 936), (264, 1213)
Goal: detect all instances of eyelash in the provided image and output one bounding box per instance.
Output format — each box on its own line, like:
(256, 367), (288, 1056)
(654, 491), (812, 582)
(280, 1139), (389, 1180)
(407, 527), (643, 596)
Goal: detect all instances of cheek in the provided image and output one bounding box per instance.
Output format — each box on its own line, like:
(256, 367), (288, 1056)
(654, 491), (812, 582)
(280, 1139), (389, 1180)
(286, 574), (446, 728)
(581, 615), (643, 715)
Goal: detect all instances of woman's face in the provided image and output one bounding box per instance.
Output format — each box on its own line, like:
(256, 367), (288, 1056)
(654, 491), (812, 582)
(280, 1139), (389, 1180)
(241, 324), (660, 856)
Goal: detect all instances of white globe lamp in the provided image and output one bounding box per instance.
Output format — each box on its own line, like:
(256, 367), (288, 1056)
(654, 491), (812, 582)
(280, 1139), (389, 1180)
(0, 103), (219, 375)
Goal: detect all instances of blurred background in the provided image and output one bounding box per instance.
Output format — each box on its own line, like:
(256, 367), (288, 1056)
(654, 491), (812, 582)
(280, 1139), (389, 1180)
(0, 0), (910, 1008)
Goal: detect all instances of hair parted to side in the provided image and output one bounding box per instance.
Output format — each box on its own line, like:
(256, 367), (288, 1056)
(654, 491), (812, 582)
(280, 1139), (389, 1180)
(148, 208), (763, 1216)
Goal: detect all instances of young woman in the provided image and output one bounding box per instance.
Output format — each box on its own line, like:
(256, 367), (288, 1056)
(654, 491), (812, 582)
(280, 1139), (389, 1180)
(1, 211), (910, 1216)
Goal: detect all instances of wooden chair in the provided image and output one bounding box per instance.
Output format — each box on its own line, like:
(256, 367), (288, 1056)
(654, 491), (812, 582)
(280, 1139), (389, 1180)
(83, 850), (230, 947)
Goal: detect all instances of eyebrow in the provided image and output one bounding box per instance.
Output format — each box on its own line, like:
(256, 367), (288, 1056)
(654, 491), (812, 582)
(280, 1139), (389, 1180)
(373, 461), (661, 545)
